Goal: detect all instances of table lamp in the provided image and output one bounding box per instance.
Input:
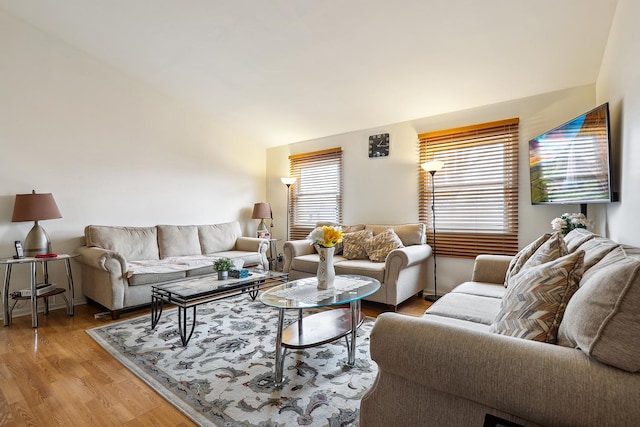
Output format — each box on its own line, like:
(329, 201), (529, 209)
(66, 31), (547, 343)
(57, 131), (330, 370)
(252, 202), (272, 236)
(12, 190), (62, 256)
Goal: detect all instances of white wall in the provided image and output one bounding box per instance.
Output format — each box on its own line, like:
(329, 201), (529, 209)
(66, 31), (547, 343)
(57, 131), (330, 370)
(0, 11), (266, 318)
(597, 0), (640, 245)
(267, 86), (599, 295)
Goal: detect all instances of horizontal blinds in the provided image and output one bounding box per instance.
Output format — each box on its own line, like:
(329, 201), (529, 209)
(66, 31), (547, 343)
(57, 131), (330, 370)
(418, 118), (519, 258)
(289, 148), (343, 241)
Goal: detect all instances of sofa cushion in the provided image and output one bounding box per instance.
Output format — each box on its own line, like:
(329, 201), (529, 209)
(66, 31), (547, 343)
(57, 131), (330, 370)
(519, 231), (567, 272)
(557, 256), (640, 372)
(580, 246), (626, 285)
(343, 230), (373, 260)
(504, 233), (551, 287)
(198, 222), (242, 254)
(128, 271), (187, 286)
(572, 236), (619, 271)
(451, 281), (507, 299)
(212, 251), (263, 268)
(564, 228), (595, 253)
(290, 253), (321, 274)
(365, 223), (425, 246)
(426, 293), (502, 325)
(365, 228), (404, 262)
(490, 250), (584, 343)
(157, 225), (201, 258)
(84, 225), (160, 261)
(334, 259), (385, 283)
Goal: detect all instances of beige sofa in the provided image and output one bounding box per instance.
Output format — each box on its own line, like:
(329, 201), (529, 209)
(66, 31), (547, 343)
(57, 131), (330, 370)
(283, 223), (432, 308)
(361, 229), (640, 426)
(76, 222), (268, 318)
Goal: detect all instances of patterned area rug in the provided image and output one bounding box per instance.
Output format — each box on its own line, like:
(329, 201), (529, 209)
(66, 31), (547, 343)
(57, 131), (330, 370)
(86, 294), (377, 426)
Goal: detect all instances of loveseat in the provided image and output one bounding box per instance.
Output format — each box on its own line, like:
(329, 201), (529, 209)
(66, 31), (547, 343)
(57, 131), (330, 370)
(361, 229), (640, 426)
(283, 223), (432, 308)
(76, 222), (268, 319)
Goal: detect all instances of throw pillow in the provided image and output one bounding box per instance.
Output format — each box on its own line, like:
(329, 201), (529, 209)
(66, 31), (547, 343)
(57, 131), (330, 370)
(489, 250), (585, 343)
(519, 231), (567, 272)
(365, 229), (405, 262)
(342, 230), (373, 260)
(564, 228), (595, 253)
(335, 224), (365, 255)
(557, 257), (640, 372)
(503, 233), (552, 287)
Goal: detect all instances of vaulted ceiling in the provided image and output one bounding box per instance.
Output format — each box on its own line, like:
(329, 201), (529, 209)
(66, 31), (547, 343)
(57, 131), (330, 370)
(0, 1), (619, 146)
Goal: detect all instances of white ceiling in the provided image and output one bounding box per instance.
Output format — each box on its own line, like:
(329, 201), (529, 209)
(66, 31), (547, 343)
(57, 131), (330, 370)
(0, 0), (619, 147)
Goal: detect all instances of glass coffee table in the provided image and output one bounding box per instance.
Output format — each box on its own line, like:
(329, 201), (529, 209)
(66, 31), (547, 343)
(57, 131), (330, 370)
(260, 275), (380, 387)
(151, 269), (288, 346)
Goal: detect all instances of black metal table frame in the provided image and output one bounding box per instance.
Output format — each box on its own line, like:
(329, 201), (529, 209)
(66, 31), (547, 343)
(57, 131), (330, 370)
(151, 273), (288, 346)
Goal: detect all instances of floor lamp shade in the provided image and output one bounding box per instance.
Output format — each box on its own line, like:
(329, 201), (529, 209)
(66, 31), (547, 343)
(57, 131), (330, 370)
(12, 191), (62, 256)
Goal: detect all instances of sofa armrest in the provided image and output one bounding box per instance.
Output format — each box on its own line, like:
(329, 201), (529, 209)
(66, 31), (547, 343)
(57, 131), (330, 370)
(235, 237), (269, 268)
(384, 244), (432, 283)
(283, 240), (316, 272)
(471, 254), (513, 284)
(235, 237), (267, 253)
(76, 246), (127, 273)
(368, 313), (640, 427)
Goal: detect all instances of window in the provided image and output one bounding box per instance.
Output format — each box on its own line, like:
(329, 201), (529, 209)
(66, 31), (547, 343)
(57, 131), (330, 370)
(288, 147), (343, 240)
(418, 118), (519, 258)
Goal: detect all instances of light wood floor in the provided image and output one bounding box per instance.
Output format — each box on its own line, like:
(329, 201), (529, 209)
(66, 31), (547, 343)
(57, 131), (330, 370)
(0, 296), (430, 426)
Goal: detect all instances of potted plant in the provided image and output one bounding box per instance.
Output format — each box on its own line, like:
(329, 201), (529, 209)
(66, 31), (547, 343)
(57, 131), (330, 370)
(213, 257), (233, 280)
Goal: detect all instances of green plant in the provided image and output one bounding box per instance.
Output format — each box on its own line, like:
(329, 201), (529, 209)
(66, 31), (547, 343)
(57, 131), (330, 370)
(213, 257), (233, 271)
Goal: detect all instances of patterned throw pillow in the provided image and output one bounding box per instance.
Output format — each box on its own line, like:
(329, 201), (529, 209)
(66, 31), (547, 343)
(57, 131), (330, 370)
(335, 224), (365, 255)
(504, 233), (552, 287)
(342, 230), (373, 260)
(519, 232), (568, 272)
(490, 250), (585, 343)
(365, 229), (405, 263)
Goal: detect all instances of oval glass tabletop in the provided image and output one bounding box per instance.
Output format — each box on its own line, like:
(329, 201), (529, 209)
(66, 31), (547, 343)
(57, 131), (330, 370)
(260, 274), (381, 309)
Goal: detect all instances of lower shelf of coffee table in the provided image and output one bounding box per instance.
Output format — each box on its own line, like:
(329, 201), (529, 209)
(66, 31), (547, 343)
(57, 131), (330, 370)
(282, 308), (365, 349)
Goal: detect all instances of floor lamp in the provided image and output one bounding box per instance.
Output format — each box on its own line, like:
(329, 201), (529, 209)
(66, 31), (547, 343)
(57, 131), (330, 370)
(280, 177), (296, 241)
(421, 161), (444, 302)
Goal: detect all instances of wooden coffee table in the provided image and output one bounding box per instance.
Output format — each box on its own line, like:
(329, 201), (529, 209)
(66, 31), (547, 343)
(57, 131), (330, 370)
(151, 269), (288, 346)
(259, 275), (381, 387)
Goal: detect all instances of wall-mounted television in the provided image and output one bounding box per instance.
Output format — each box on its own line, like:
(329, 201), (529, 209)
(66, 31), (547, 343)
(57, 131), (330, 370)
(529, 103), (614, 205)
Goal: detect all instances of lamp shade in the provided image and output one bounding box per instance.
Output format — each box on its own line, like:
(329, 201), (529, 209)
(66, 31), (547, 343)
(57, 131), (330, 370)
(421, 161), (445, 173)
(251, 202), (272, 220)
(12, 192), (62, 222)
(280, 177), (296, 186)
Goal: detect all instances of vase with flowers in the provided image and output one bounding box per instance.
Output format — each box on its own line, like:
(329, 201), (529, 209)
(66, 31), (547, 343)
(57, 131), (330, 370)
(551, 212), (591, 236)
(306, 225), (344, 289)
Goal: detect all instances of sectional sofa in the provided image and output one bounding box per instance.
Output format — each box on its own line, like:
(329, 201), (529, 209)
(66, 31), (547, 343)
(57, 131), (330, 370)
(361, 229), (640, 426)
(283, 223), (432, 308)
(76, 221), (268, 319)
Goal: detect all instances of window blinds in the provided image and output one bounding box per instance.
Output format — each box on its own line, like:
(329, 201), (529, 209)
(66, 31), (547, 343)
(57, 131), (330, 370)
(418, 118), (520, 258)
(288, 147), (343, 241)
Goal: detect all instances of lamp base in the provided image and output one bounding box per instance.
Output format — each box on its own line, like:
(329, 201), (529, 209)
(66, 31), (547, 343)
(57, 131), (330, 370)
(23, 222), (51, 257)
(425, 294), (441, 302)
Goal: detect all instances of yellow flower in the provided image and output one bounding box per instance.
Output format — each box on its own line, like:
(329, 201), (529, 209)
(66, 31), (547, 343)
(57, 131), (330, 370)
(321, 226), (344, 247)
(307, 225), (344, 248)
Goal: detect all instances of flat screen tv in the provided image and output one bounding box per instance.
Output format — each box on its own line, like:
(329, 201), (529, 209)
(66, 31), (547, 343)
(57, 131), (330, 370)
(529, 103), (613, 205)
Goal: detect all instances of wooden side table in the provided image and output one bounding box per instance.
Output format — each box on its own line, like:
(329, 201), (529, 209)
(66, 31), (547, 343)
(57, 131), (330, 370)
(1, 254), (78, 328)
